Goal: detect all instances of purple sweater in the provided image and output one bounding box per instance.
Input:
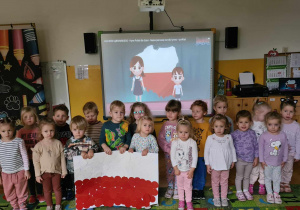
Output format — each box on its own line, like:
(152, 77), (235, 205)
(259, 131), (288, 166)
(231, 129), (259, 162)
(158, 121), (177, 154)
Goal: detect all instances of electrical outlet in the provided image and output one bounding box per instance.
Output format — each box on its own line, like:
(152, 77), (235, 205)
(282, 47), (288, 53)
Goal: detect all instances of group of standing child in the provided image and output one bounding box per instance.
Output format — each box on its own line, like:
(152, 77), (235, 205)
(0, 95), (300, 210)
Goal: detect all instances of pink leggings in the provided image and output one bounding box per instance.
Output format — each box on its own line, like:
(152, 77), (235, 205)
(211, 169), (229, 199)
(2, 170), (28, 209)
(176, 171), (193, 202)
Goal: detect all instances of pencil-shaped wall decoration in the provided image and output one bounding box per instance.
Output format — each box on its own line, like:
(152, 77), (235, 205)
(13, 29), (24, 66)
(32, 77), (43, 85)
(24, 28), (40, 66)
(30, 90), (45, 104)
(16, 77), (37, 93)
(39, 110), (47, 116)
(23, 95), (27, 107)
(0, 30), (9, 61)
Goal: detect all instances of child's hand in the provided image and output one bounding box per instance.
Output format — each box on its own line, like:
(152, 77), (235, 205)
(142, 148), (148, 156)
(281, 161), (285, 168)
(174, 168), (180, 176)
(253, 158), (258, 167)
(81, 151), (88, 159)
(88, 150), (94, 159)
(119, 146), (127, 154)
(207, 165), (212, 174)
(104, 147), (112, 155)
(187, 168), (195, 179)
(231, 162), (235, 169)
(261, 162), (266, 169)
(128, 148), (134, 153)
(61, 174), (67, 179)
(36, 176), (43, 183)
(25, 170), (31, 180)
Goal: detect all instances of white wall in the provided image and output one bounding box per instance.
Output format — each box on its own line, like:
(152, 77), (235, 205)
(1, 0), (300, 65)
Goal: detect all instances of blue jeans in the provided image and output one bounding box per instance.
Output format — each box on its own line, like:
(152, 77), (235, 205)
(192, 157), (206, 190)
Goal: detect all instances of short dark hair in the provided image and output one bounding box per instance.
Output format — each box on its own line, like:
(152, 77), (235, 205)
(53, 104), (69, 115)
(236, 110), (252, 122)
(165, 99), (182, 112)
(190, 100), (208, 113)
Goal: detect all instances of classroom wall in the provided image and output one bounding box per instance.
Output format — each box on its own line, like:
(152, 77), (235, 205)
(1, 0), (300, 65)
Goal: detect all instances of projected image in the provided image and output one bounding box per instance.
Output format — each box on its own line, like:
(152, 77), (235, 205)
(100, 31), (214, 117)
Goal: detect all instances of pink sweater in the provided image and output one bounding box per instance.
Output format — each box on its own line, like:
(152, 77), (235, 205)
(158, 121), (177, 154)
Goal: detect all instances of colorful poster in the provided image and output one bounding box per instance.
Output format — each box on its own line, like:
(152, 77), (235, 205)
(0, 28), (45, 121)
(73, 151), (159, 209)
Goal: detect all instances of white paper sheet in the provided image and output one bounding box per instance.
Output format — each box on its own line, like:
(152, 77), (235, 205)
(239, 72), (254, 85)
(291, 53), (300, 67)
(267, 56), (287, 66)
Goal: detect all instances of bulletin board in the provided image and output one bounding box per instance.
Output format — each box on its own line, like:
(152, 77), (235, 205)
(264, 51), (300, 91)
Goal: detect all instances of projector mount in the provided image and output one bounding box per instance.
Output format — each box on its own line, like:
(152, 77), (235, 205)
(138, 0), (165, 13)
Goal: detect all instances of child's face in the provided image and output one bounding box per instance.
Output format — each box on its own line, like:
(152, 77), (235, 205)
(71, 124), (85, 139)
(254, 107), (271, 122)
(214, 102), (227, 115)
(191, 106), (206, 121)
(166, 110), (179, 122)
(84, 111), (98, 124)
(177, 125), (189, 141)
(0, 124), (14, 141)
(237, 117), (251, 132)
(140, 119), (152, 136)
(266, 119), (280, 134)
(53, 110), (69, 126)
(171, 72), (184, 85)
(41, 124), (55, 140)
(281, 105), (295, 121)
(213, 120), (226, 136)
(130, 61), (144, 76)
(23, 112), (36, 126)
(133, 106), (145, 121)
(110, 106), (125, 123)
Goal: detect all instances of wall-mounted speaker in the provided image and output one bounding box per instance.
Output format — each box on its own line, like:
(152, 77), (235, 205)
(84, 33), (97, 54)
(225, 27), (238, 48)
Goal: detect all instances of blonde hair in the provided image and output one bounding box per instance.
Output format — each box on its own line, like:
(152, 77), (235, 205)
(213, 95), (228, 107)
(20, 106), (39, 126)
(38, 117), (56, 140)
(176, 117), (194, 138)
(135, 116), (154, 134)
(83, 101), (99, 114)
(209, 114), (230, 134)
(70, 115), (87, 130)
(128, 102), (152, 124)
(265, 111), (281, 125)
(110, 100), (125, 112)
(252, 100), (271, 113)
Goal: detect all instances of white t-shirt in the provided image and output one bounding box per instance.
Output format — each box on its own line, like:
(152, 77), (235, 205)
(251, 121), (266, 141)
(174, 85), (182, 94)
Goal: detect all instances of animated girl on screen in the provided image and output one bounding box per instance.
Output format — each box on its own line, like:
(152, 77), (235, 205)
(171, 67), (184, 101)
(130, 56), (146, 102)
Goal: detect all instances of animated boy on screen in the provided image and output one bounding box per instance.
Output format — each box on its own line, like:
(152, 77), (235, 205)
(171, 67), (184, 101)
(130, 56), (146, 102)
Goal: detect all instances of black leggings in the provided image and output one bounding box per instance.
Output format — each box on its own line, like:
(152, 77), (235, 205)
(29, 160), (43, 195)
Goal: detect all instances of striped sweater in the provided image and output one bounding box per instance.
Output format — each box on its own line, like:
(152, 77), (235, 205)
(0, 138), (29, 174)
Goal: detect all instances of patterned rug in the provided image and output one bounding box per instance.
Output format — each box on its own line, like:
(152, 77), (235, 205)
(1, 185), (300, 210)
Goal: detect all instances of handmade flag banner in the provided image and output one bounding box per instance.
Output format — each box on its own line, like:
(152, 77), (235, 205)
(73, 151), (159, 210)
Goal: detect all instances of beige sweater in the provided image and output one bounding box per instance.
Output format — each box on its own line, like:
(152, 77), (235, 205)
(32, 139), (67, 177)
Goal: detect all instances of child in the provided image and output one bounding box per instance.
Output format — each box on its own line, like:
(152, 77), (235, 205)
(158, 99), (181, 199)
(32, 118), (67, 210)
(171, 67), (184, 101)
(129, 116), (159, 155)
(280, 97), (300, 192)
(231, 110), (259, 201)
(171, 119), (198, 210)
(204, 114), (237, 207)
(100, 100), (131, 155)
(64, 115), (98, 200)
(190, 100), (212, 200)
(52, 104), (73, 146)
(249, 101), (271, 195)
(259, 112), (288, 204)
(130, 56), (146, 102)
(16, 106), (45, 204)
(210, 95), (234, 133)
(0, 117), (30, 210)
(83, 101), (103, 149)
(128, 102), (156, 138)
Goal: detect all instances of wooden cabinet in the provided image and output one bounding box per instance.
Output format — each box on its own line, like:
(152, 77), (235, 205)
(227, 96), (300, 125)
